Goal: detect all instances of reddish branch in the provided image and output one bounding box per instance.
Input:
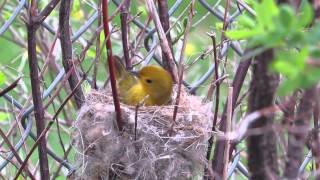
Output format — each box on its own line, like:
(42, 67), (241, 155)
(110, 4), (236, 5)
(59, 0), (85, 109)
(247, 49), (279, 179)
(102, 0), (123, 130)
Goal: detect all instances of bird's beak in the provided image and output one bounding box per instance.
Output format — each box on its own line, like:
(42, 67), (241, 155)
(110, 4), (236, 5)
(129, 70), (139, 77)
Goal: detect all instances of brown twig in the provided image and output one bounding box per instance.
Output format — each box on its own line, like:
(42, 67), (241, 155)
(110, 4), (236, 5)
(14, 55), (96, 180)
(222, 87), (233, 180)
(59, 0), (85, 109)
(285, 87), (316, 179)
(32, 0), (60, 24)
(120, 0), (132, 69)
(209, 33), (220, 129)
(172, 0), (195, 124)
(26, 1), (50, 178)
(210, 49), (252, 178)
(157, 0), (175, 71)
(0, 129), (35, 179)
(102, 0), (123, 131)
(0, 77), (21, 97)
(247, 49), (279, 179)
(93, 0), (102, 89)
(145, 0), (178, 82)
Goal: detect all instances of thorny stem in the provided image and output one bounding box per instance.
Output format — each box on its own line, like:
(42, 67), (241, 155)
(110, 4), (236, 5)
(102, 0), (124, 131)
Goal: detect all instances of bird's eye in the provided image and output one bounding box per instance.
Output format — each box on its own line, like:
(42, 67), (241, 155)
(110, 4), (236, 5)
(146, 79), (152, 83)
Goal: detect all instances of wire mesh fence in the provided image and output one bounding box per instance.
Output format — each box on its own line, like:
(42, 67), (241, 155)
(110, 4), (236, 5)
(0, 0), (317, 179)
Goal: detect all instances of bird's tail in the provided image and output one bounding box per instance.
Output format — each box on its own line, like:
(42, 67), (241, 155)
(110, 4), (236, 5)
(112, 56), (137, 94)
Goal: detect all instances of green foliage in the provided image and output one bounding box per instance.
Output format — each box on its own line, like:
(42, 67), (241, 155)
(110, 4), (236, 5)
(226, 0), (320, 95)
(0, 72), (8, 122)
(0, 72), (6, 85)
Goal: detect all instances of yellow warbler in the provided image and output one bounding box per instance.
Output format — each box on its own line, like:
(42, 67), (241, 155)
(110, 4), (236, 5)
(113, 56), (173, 106)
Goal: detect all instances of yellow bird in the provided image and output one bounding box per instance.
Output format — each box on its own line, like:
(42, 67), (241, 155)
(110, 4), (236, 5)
(113, 56), (173, 106)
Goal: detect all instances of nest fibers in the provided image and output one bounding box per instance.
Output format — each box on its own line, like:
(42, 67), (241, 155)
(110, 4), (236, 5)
(70, 88), (213, 180)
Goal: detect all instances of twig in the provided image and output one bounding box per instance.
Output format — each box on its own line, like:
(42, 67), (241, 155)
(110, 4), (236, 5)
(102, 0), (123, 131)
(157, 0), (175, 71)
(14, 55), (96, 180)
(120, 0), (131, 69)
(93, 0), (102, 89)
(26, 0), (50, 178)
(222, 87), (233, 180)
(0, 129), (35, 179)
(209, 33), (220, 128)
(211, 50), (252, 177)
(59, 0), (85, 109)
(145, 0), (178, 82)
(0, 77), (21, 97)
(172, 0), (195, 124)
(32, 0), (60, 24)
(285, 87), (316, 179)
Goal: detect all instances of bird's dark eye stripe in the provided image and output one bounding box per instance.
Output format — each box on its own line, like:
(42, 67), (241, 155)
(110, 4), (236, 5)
(146, 79), (152, 83)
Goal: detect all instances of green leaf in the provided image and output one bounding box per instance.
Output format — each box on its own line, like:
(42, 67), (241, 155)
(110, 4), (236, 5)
(0, 72), (6, 85)
(298, 1), (314, 28)
(0, 112), (9, 122)
(279, 5), (295, 31)
(225, 29), (262, 40)
(277, 76), (303, 96)
(255, 0), (279, 29)
(215, 22), (223, 30)
(238, 15), (256, 29)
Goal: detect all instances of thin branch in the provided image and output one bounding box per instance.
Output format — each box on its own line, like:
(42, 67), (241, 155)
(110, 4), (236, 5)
(33, 0), (60, 24)
(0, 128), (35, 179)
(285, 87), (316, 179)
(145, 0), (178, 82)
(172, 0), (195, 123)
(222, 87), (233, 180)
(211, 50), (252, 178)
(59, 0), (85, 109)
(26, 1), (50, 178)
(120, 0), (132, 69)
(14, 54), (96, 180)
(102, 0), (123, 130)
(157, 0), (175, 71)
(0, 77), (21, 97)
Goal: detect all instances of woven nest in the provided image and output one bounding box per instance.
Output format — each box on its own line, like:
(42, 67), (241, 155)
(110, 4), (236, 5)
(69, 88), (213, 180)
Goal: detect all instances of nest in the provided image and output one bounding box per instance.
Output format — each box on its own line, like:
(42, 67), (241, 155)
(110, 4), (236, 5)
(69, 88), (213, 180)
